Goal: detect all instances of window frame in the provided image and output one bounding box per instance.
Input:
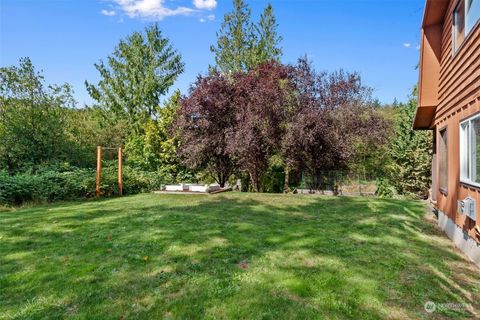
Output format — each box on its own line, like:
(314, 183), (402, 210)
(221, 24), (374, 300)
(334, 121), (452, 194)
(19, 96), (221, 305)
(439, 126), (449, 195)
(453, 0), (466, 53)
(460, 113), (480, 188)
(452, 0), (480, 55)
(466, 0), (480, 34)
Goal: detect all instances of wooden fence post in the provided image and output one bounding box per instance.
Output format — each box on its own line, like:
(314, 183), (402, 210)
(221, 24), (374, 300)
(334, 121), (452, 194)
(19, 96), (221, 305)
(118, 147), (123, 196)
(96, 146), (102, 197)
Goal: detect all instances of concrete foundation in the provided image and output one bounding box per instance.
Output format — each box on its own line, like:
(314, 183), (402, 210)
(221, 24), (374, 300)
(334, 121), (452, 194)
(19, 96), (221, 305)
(437, 210), (480, 266)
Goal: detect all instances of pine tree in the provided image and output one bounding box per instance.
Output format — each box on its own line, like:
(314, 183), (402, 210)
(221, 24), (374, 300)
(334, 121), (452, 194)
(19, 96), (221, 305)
(210, 1), (283, 74)
(255, 3), (282, 64)
(210, 0), (256, 73)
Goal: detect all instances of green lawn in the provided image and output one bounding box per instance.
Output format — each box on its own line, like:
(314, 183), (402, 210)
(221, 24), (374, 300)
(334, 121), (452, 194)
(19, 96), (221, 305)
(1, 193), (479, 319)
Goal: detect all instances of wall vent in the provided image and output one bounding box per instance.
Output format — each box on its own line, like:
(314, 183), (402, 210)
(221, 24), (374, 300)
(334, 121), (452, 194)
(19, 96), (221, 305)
(458, 197), (476, 221)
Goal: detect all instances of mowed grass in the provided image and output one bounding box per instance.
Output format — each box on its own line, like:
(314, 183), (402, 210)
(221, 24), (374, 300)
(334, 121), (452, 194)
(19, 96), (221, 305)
(1, 193), (479, 319)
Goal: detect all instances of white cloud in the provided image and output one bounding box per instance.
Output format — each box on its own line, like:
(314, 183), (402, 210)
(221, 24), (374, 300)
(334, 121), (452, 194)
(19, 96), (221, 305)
(101, 9), (117, 16)
(416, 44), (421, 50)
(193, 0), (217, 10)
(108, 0), (195, 20)
(403, 43), (412, 48)
(199, 14), (213, 23)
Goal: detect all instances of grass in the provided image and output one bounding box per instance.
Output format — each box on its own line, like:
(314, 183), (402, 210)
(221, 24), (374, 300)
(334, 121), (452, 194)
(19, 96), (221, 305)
(1, 193), (479, 319)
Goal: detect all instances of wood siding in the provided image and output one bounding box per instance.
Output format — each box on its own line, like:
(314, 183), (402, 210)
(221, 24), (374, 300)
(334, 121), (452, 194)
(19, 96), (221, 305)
(435, 0), (480, 241)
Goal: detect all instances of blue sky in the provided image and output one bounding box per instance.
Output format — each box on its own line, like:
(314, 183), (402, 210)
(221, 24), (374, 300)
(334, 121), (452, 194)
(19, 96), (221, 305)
(0, 0), (424, 106)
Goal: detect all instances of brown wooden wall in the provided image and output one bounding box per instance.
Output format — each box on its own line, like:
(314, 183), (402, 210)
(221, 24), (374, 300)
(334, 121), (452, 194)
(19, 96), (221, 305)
(435, 0), (480, 241)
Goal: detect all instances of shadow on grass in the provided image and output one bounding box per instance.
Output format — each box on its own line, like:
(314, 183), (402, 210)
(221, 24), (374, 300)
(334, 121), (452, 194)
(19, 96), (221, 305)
(0, 193), (479, 319)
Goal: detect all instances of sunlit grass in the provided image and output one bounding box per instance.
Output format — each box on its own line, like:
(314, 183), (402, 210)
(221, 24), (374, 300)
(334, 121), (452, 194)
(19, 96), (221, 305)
(1, 193), (479, 319)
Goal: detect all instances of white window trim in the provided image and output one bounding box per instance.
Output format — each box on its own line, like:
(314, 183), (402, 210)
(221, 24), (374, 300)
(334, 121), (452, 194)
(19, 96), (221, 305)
(460, 113), (480, 188)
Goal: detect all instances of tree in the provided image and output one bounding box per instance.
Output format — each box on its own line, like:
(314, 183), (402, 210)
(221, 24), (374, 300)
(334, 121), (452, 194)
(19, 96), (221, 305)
(211, 1), (283, 74)
(388, 89), (432, 198)
(145, 91), (190, 181)
(349, 102), (395, 177)
(0, 58), (74, 171)
(228, 61), (293, 192)
(210, 0), (256, 73)
(281, 58), (388, 190)
(155, 90), (187, 181)
(123, 91), (191, 181)
(64, 106), (128, 167)
(86, 23), (184, 134)
(255, 3), (282, 65)
(176, 73), (237, 187)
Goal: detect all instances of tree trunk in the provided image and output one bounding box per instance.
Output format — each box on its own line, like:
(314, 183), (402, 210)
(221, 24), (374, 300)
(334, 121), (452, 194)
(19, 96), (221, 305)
(219, 173), (225, 188)
(249, 171), (260, 193)
(284, 166), (290, 193)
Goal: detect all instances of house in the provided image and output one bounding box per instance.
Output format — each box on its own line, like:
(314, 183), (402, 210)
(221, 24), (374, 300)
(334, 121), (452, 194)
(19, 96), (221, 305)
(414, 0), (480, 264)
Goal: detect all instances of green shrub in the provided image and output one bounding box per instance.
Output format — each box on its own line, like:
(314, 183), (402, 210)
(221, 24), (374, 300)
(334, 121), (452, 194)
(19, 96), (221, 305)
(0, 164), (165, 206)
(261, 168), (284, 193)
(375, 178), (396, 198)
(260, 155), (285, 193)
(0, 171), (41, 205)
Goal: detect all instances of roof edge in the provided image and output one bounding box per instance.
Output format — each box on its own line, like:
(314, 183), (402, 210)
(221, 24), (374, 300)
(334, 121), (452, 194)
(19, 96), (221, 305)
(422, 0), (450, 28)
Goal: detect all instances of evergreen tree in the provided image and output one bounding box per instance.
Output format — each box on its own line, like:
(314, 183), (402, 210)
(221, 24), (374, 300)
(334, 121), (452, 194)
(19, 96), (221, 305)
(210, 0), (256, 73)
(211, 1), (283, 74)
(255, 3), (282, 64)
(86, 23), (184, 134)
(388, 88), (432, 198)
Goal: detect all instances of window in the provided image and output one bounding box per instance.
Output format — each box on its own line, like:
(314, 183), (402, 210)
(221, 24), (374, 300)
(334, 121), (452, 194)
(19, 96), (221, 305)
(467, 0), (480, 34)
(439, 128), (448, 193)
(453, 0), (480, 52)
(454, 0), (466, 51)
(460, 115), (480, 186)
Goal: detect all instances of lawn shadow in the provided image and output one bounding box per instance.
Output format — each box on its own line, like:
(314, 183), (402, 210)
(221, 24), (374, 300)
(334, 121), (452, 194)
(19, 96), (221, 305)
(1, 193), (479, 319)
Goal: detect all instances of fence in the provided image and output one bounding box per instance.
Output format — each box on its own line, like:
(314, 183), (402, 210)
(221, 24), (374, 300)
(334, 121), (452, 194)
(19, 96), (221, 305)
(295, 171), (378, 196)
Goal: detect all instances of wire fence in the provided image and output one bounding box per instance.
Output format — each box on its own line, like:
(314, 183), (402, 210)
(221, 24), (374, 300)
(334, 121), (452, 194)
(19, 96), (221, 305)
(296, 171), (378, 196)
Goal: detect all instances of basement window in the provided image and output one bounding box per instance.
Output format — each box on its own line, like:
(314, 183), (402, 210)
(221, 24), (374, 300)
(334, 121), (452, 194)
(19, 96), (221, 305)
(453, 0), (480, 52)
(439, 128), (448, 193)
(460, 115), (480, 186)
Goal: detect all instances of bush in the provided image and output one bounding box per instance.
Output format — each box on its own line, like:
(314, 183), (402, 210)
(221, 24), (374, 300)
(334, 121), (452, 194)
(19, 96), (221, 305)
(375, 178), (396, 198)
(0, 171), (42, 205)
(388, 94), (432, 199)
(0, 164), (164, 206)
(261, 167), (284, 193)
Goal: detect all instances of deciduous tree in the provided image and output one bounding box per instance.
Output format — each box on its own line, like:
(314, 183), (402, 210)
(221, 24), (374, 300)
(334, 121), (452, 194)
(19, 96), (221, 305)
(228, 61), (293, 192)
(0, 58), (74, 171)
(282, 58), (388, 189)
(176, 73), (237, 187)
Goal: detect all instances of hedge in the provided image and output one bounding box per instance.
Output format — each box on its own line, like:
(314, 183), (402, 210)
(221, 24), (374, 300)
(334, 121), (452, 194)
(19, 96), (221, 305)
(0, 164), (164, 206)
